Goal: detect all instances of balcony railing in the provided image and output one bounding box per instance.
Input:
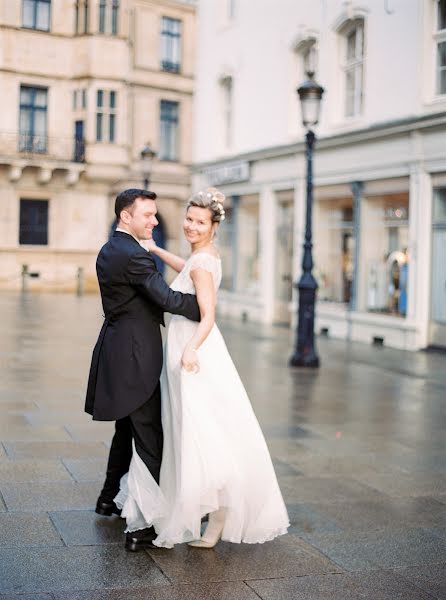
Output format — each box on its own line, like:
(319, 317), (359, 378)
(0, 132), (85, 163)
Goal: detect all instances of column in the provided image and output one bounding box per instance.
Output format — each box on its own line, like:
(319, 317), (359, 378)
(350, 181), (363, 312)
(259, 186), (276, 323)
(408, 165), (432, 347)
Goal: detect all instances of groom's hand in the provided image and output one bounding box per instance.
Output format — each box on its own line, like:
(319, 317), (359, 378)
(182, 345), (199, 373)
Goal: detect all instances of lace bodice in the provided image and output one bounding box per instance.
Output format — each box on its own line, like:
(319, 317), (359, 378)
(170, 252), (222, 294)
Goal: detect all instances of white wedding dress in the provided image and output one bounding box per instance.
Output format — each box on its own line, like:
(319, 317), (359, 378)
(115, 252), (289, 547)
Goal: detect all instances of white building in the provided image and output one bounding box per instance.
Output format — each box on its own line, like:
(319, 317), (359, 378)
(192, 0), (446, 351)
(0, 0), (196, 292)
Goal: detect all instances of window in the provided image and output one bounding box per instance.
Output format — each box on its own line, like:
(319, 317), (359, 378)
(75, 0), (89, 34)
(96, 90), (117, 142)
(343, 21), (364, 117)
(436, 0), (446, 94)
(228, 0), (236, 20)
(73, 89), (87, 110)
(362, 195), (409, 317)
(159, 100), (179, 161)
(219, 194), (260, 293)
(98, 0), (119, 35)
(220, 76), (233, 148)
(161, 17), (182, 73)
(314, 199), (354, 304)
(19, 200), (49, 245)
(19, 86), (48, 153)
(432, 188), (446, 324)
(22, 0), (51, 31)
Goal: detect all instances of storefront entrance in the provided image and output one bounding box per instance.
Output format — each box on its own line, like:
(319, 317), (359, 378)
(430, 188), (446, 348)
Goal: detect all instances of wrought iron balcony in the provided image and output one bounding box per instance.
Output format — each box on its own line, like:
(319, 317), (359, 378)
(161, 60), (181, 74)
(0, 131), (85, 163)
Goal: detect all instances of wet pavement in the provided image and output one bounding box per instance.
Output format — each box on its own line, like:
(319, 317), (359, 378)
(1, 291), (446, 599)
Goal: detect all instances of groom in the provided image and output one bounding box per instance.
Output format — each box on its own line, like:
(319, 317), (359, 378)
(85, 188), (200, 551)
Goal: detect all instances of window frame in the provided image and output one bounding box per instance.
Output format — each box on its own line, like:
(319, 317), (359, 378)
(98, 0), (119, 36)
(161, 16), (182, 74)
(19, 85), (48, 154)
(75, 0), (89, 34)
(95, 89), (117, 143)
(159, 99), (179, 161)
(435, 0), (446, 96)
(19, 199), (49, 246)
(220, 75), (233, 149)
(22, 0), (51, 32)
(342, 19), (365, 119)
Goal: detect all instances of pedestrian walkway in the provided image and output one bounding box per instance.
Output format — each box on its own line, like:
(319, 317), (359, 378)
(0, 292), (446, 599)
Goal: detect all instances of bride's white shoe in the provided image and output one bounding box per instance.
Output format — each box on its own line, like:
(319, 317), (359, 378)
(188, 508), (225, 548)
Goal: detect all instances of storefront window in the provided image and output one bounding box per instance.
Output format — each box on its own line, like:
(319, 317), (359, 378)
(313, 198), (354, 303)
(363, 194), (409, 317)
(218, 194), (260, 294)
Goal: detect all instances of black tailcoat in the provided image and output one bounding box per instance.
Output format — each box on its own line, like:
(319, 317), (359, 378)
(85, 231), (199, 421)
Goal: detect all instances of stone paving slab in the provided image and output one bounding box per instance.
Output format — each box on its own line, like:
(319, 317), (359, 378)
(0, 546), (169, 594)
(3, 442), (108, 460)
(64, 424), (114, 443)
(51, 582), (260, 600)
(290, 497), (446, 535)
(278, 475), (387, 505)
(49, 511), (124, 546)
(1, 482), (100, 512)
(0, 595), (53, 600)
(62, 459), (108, 482)
(247, 569), (435, 600)
(302, 527), (446, 571)
(353, 472), (446, 498)
(0, 460), (72, 483)
(0, 513), (63, 547)
(0, 426), (72, 443)
(147, 535), (342, 584)
(23, 411), (94, 427)
(395, 562), (446, 598)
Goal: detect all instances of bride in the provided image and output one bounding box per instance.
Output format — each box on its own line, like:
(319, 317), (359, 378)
(116, 187), (289, 548)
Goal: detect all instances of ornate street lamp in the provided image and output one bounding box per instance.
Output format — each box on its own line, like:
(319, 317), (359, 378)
(140, 142), (157, 190)
(289, 70), (324, 368)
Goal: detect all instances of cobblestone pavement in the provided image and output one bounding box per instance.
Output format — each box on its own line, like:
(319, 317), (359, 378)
(1, 292), (446, 599)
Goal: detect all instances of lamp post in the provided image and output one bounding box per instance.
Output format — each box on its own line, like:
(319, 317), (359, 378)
(289, 70), (324, 368)
(140, 142), (157, 190)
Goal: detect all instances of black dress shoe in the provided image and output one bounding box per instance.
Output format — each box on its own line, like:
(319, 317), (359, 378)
(95, 498), (122, 517)
(125, 527), (157, 552)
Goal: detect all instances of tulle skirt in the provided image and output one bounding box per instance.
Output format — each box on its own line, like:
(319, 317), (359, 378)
(115, 316), (289, 548)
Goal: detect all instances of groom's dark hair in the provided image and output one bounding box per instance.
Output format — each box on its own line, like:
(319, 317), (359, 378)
(115, 188), (157, 221)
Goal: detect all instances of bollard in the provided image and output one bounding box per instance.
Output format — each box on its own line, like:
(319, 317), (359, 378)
(77, 266), (85, 296)
(21, 264), (29, 293)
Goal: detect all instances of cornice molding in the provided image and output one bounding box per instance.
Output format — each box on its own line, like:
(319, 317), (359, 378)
(192, 112), (446, 171)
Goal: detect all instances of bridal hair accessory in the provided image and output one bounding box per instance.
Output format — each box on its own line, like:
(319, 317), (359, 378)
(188, 187), (226, 223)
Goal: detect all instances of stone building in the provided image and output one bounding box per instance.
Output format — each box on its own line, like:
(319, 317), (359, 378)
(0, 0), (196, 292)
(192, 0), (446, 351)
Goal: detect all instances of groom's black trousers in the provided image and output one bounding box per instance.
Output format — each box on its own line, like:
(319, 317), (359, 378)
(99, 383), (163, 501)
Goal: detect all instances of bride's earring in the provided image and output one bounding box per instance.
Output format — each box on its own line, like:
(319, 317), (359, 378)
(188, 507), (225, 548)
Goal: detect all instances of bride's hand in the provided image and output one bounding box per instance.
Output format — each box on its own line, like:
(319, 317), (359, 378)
(143, 238), (158, 252)
(181, 345), (199, 373)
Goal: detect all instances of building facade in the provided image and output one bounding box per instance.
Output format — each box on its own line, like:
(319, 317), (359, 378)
(0, 0), (196, 292)
(192, 0), (446, 351)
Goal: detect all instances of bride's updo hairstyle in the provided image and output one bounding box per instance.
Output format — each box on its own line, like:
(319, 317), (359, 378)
(186, 187), (226, 223)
